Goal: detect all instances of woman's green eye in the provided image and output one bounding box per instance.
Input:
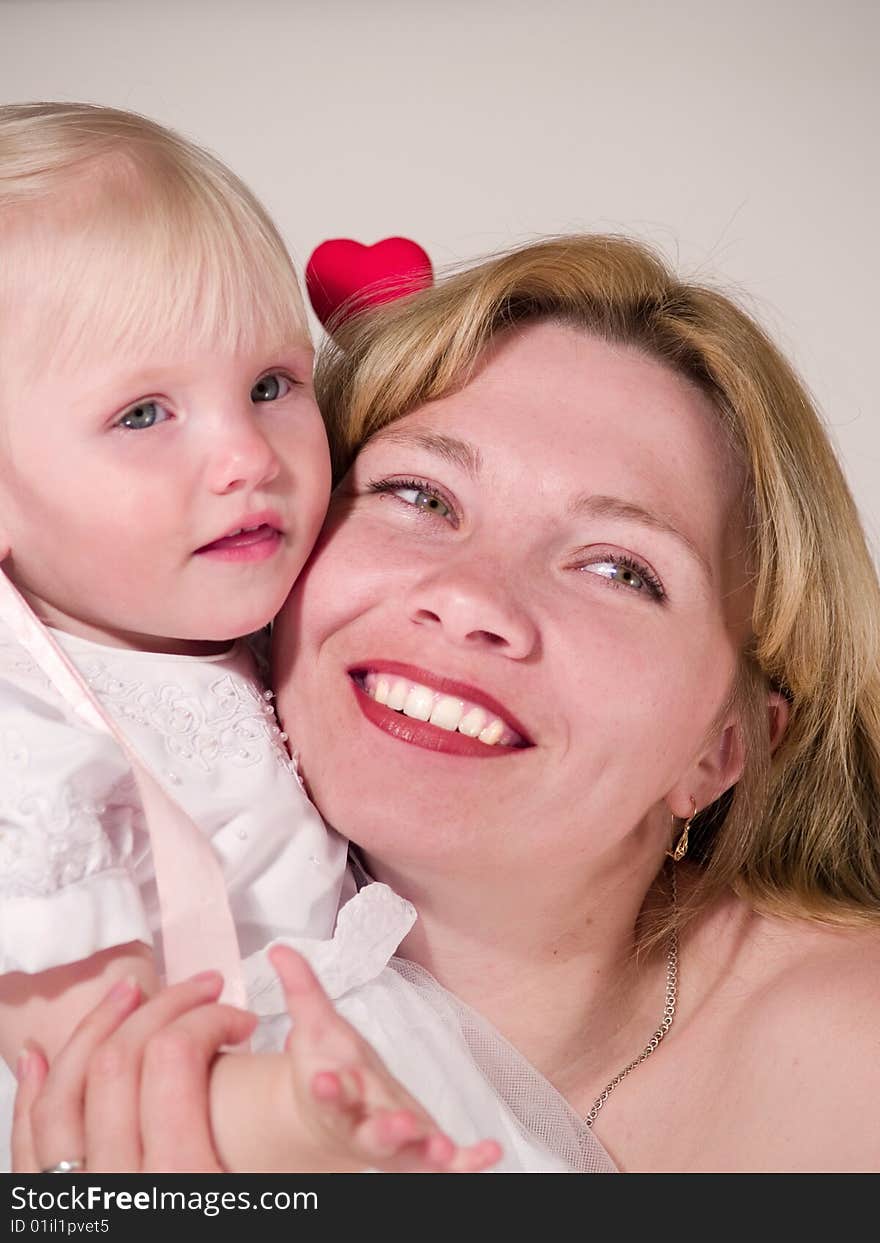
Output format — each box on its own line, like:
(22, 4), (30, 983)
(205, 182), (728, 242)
(116, 400), (169, 430)
(581, 554), (664, 600)
(251, 373), (291, 403)
(592, 561), (645, 590)
(398, 487), (452, 519)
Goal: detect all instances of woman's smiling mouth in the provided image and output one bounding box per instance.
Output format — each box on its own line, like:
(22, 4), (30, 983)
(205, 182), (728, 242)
(349, 663), (531, 756)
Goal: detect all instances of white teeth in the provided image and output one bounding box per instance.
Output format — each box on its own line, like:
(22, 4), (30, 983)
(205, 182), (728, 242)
(403, 685), (434, 721)
(387, 678), (409, 711)
(458, 707), (487, 737)
(429, 695), (465, 731)
(360, 672), (523, 747)
(478, 719), (505, 746)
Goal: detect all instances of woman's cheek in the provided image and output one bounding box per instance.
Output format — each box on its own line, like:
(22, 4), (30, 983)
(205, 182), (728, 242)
(321, 518), (427, 607)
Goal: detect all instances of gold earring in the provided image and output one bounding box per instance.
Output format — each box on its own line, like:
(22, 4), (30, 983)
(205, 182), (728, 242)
(666, 796), (698, 862)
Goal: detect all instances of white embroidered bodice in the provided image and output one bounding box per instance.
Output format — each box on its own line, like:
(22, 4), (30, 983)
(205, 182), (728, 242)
(0, 622), (347, 974)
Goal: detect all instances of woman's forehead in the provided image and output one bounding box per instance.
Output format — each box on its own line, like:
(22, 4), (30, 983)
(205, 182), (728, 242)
(368, 323), (738, 495)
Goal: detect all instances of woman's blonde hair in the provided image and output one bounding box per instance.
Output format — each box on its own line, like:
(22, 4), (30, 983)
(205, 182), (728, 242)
(317, 234), (880, 935)
(0, 102), (307, 366)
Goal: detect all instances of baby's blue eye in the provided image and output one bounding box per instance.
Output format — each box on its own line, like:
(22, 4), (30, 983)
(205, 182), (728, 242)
(116, 400), (170, 431)
(251, 373), (291, 403)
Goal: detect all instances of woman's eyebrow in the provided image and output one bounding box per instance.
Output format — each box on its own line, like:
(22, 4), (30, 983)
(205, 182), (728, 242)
(569, 493), (713, 583)
(371, 428), (482, 477)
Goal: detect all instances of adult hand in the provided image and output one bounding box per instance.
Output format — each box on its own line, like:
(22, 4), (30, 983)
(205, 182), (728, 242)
(12, 972), (256, 1173)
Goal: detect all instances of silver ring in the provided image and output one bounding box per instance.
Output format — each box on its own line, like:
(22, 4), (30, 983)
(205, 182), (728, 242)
(41, 1158), (85, 1174)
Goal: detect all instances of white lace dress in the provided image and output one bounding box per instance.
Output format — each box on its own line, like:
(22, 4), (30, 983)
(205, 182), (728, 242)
(0, 622), (347, 1167)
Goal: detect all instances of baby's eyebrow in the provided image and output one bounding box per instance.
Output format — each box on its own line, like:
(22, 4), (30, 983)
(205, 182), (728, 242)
(569, 493), (713, 584)
(371, 428), (482, 478)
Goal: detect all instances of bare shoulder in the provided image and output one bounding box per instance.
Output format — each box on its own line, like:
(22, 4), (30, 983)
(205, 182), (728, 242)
(689, 888), (880, 1021)
(661, 898), (880, 1171)
(737, 916), (880, 1170)
(758, 916), (880, 1025)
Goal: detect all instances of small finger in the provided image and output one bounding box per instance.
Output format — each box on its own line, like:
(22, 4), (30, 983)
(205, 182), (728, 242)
(310, 1070), (344, 1103)
(446, 1138), (503, 1173)
(270, 946), (339, 1032)
(354, 1111), (460, 1173)
(309, 1066), (366, 1111)
(11, 1046), (49, 1173)
(139, 1003), (256, 1172)
(366, 1109), (429, 1157)
(422, 1131), (457, 1168)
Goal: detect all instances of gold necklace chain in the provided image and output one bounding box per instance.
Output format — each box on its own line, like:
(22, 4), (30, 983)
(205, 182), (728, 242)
(584, 865), (679, 1128)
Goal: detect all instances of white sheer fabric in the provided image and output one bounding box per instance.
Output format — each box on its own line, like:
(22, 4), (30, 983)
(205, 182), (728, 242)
(389, 958), (618, 1173)
(247, 883), (618, 1174)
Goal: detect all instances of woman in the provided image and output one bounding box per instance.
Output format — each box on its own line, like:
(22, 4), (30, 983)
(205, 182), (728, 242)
(15, 235), (880, 1172)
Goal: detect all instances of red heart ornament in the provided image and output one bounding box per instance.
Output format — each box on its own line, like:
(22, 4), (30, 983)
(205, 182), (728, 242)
(306, 237), (433, 331)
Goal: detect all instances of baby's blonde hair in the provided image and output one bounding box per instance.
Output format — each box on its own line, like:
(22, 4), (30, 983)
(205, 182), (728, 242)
(0, 102), (308, 366)
(316, 234), (880, 939)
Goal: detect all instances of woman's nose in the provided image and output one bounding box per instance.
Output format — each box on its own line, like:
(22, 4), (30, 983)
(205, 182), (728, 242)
(406, 558), (539, 659)
(206, 414), (281, 495)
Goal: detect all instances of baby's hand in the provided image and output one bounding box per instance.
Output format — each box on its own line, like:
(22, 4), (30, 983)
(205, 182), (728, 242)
(270, 945), (502, 1173)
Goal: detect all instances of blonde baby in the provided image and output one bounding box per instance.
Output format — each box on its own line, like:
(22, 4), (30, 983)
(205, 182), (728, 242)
(0, 103), (497, 1175)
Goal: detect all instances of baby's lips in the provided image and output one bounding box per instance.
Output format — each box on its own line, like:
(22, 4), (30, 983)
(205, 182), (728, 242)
(306, 237), (433, 331)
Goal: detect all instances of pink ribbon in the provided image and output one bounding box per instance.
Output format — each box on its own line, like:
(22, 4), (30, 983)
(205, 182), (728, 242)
(0, 571), (246, 1006)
